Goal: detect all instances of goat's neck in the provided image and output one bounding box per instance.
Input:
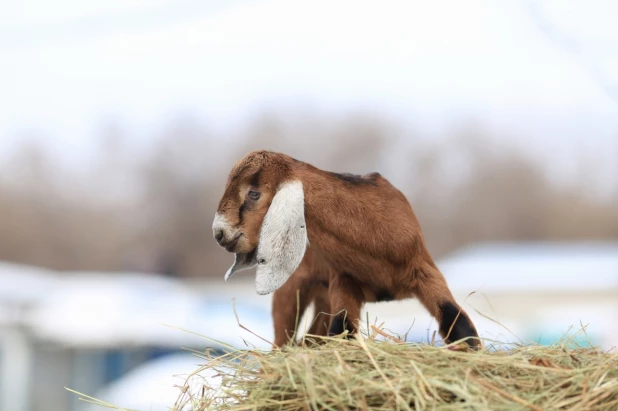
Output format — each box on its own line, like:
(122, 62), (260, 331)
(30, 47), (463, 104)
(298, 169), (426, 266)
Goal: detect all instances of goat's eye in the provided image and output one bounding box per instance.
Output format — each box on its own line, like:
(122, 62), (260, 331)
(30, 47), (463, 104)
(248, 191), (260, 201)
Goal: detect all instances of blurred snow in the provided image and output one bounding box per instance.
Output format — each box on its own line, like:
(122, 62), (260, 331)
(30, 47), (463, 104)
(0, 262), (59, 326)
(441, 241), (618, 292)
(80, 352), (226, 411)
(24, 273), (273, 349)
(0, 261), (59, 305)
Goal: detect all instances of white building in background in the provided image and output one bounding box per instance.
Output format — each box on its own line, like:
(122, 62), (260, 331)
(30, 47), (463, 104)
(0, 265), (272, 411)
(1, 241), (617, 411)
(0, 262), (60, 411)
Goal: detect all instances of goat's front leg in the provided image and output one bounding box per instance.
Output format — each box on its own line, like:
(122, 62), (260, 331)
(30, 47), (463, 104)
(328, 273), (364, 338)
(306, 285), (331, 337)
(298, 285), (332, 347)
(272, 271), (314, 348)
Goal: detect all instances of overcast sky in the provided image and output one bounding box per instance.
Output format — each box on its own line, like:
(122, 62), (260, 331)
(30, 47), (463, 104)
(2, 0), (617, 191)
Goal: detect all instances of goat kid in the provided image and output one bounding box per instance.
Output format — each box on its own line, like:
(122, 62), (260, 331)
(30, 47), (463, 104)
(212, 150), (481, 349)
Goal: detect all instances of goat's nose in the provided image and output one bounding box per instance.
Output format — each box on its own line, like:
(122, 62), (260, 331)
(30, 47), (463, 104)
(214, 229), (224, 244)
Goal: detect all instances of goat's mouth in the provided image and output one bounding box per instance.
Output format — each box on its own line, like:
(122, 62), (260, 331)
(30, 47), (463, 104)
(224, 233), (243, 252)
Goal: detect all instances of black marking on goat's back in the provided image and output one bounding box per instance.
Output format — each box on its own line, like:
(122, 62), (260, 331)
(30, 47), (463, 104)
(326, 171), (378, 186)
(328, 311), (351, 337)
(438, 301), (478, 346)
(375, 289), (394, 302)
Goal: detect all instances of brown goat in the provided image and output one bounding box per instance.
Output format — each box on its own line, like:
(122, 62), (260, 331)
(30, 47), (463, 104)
(213, 150), (481, 349)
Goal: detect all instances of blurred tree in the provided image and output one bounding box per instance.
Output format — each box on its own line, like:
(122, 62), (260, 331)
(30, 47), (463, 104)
(0, 113), (616, 276)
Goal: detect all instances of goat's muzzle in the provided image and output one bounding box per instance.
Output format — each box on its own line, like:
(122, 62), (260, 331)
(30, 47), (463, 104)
(212, 213), (241, 251)
(214, 229), (224, 244)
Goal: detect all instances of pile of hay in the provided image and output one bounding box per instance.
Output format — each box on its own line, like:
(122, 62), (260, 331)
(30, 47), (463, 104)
(174, 330), (618, 411)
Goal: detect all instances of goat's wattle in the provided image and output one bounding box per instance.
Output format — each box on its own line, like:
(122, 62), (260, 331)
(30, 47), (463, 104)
(223, 252), (256, 282)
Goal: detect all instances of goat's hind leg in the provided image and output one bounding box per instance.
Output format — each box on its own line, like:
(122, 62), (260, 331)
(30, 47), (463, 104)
(414, 266), (482, 349)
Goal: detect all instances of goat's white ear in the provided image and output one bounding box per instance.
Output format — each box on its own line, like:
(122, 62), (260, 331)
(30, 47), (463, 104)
(255, 180), (308, 295)
(224, 252), (257, 282)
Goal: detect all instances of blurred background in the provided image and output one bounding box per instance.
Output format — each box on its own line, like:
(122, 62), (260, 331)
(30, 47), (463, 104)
(1, 0), (617, 410)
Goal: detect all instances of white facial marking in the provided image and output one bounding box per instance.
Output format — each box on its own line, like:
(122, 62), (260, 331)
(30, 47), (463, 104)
(212, 212), (233, 235)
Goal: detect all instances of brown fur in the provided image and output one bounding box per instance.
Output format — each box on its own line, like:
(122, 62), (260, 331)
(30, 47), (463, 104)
(215, 150), (481, 349)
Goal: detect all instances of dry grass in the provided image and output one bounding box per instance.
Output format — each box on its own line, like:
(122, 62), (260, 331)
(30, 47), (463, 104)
(172, 327), (618, 411)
